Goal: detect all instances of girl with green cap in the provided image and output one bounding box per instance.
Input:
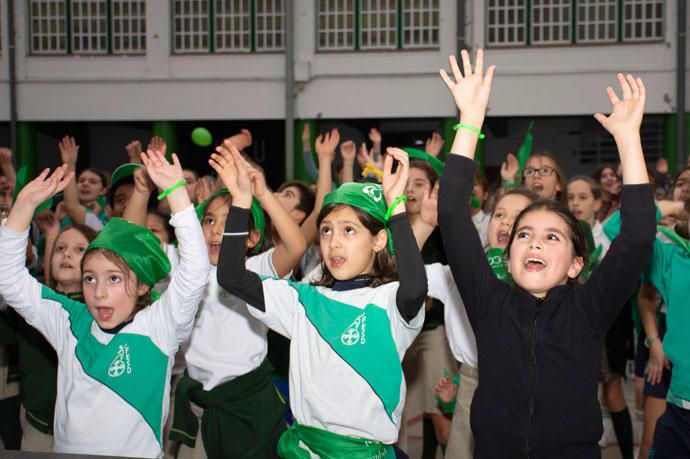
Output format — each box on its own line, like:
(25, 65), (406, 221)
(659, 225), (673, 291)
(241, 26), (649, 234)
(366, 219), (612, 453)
(0, 148), (210, 458)
(212, 142), (427, 458)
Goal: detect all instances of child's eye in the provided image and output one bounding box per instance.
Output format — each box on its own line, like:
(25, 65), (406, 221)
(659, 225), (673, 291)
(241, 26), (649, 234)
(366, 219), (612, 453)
(320, 227), (332, 236)
(546, 233), (560, 241)
(517, 231), (529, 239)
(55, 246), (65, 253)
(76, 247), (86, 253)
(203, 217), (215, 226)
(493, 212), (504, 219)
(345, 226), (356, 235)
(83, 275), (95, 284)
(110, 275), (122, 284)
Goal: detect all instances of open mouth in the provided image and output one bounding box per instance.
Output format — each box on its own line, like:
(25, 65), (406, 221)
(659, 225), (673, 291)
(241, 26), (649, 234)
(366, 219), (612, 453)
(496, 230), (510, 245)
(96, 306), (114, 322)
(60, 262), (74, 269)
(531, 183), (544, 193)
(524, 257), (546, 272)
(329, 256), (346, 269)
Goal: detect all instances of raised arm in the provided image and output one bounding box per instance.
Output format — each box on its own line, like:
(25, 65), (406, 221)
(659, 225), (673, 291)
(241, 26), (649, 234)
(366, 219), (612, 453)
(59, 136), (88, 225)
(301, 124), (319, 182)
(384, 148), (428, 322)
(301, 128), (339, 246)
(340, 140), (356, 184)
(437, 50), (505, 326)
(122, 166), (153, 226)
(585, 74), (656, 331)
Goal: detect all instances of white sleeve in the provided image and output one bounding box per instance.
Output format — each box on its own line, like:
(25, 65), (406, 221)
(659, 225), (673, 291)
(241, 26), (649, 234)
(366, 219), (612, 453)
(248, 277), (304, 339)
(0, 224), (68, 350)
(140, 205), (211, 353)
(84, 212), (105, 232)
(246, 248), (290, 278)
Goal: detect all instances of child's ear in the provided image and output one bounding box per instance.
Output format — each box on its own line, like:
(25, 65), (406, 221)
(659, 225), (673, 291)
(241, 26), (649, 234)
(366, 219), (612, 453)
(137, 284), (150, 297)
(373, 229), (388, 253)
(568, 256), (585, 279)
(245, 229), (262, 250)
(289, 209), (306, 224)
(593, 198), (602, 213)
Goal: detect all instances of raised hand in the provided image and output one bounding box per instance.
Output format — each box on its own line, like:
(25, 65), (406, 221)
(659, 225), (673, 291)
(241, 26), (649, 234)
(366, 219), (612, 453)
(0, 148), (12, 166)
(425, 132), (444, 158)
(439, 49), (496, 124)
(59, 136), (79, 166)
(147, 136), (167, 157)
(382, 147), (410, 208)
(35, 209), (60, 238)
(140, 149), (183, 192)
(245, 162), (269, 199)
(594, 74), (646, 140)
(357, 142), (383, 170)
(209, 140), (252, 208)
(340, 140), (357, 163)
(500, 153), (519, 182)
(315, 128), (340, 163)
(434, 375), (458, 404)
(368, 128), (382, 147)
(226, 129), (253, 151)
(420, 183), (439, 227)
(133, 166), (154, 194)
(125, 140), (143, 163)
(14, 165), (73, 212)
(195, 177), (214, 204)
(302, 123), (311, 149)
(656, 157), (669, 175)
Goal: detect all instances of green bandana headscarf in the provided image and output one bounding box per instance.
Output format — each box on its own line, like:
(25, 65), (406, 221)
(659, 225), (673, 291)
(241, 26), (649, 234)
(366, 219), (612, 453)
(195, 189), (265, 254)
(321, 182), (399, 254)
(403, 147), (445, 175)
(86, 218), (171, 288)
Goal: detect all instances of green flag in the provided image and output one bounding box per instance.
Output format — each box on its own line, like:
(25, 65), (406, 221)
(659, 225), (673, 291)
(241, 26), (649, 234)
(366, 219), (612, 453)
(516, 122), (534, 183)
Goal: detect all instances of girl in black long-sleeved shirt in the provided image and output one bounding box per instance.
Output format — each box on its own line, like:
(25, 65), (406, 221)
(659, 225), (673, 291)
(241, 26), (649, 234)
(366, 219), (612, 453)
(437, 49), (656, 458)
(210, 143), (427, 458)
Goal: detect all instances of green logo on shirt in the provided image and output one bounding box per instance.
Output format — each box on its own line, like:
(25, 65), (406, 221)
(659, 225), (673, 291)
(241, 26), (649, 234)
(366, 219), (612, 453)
(108, 344), (131, 377)
(341, 313), (367, 346)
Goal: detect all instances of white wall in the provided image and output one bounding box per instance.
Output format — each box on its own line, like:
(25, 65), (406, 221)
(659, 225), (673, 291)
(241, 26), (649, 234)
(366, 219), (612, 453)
(0, 0), (687, 121)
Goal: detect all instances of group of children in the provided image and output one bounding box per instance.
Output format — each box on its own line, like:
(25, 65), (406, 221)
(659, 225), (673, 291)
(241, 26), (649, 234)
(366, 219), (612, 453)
(0, 49), (688, 459)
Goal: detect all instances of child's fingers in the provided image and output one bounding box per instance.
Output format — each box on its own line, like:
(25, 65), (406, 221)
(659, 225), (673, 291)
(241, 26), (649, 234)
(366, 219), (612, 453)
(36, 168), (51, 182)
(171, 153), (181, 169)
(475, 48), (484, 76)
(55, 172), (75, 194)
(637, 77), (646, 103)
(438, 69), (455, 91)
(605, 86), (619, 106)
(460, 49), (472, 77)
(626, 74), (639, 100)
(449, 54), (462, 82)
(617, 73), (632, 100)
(593, 113), (607, 126)
(430, 183), (440, 200)
(484, 64), (496, 88)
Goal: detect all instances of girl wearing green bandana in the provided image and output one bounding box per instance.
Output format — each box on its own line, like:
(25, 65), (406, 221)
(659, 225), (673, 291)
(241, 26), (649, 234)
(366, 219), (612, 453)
(212, 143), (427, 458)
(0, 149), (210, 458)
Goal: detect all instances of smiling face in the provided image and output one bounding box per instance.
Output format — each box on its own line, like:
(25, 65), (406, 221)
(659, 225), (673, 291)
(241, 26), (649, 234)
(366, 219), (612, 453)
(51, 228), (90, 293)
(597, 166), (621, 197)
(523, 156), (562, 201)
(82, 251), (145, 329)
(567, 180), (601, 226)
(508, 209), (584, 298)
(319, 205), (387, 281)
(488, 193), (533, 249)
(406, 167), (432, 215)
(78, 170), (107, 203)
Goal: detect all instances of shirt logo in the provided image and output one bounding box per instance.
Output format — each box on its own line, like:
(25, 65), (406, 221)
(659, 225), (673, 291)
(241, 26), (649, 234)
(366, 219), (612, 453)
(362, 185), (383, 202)
(341, 313), (367, 346)
(108, 344), (132, 377)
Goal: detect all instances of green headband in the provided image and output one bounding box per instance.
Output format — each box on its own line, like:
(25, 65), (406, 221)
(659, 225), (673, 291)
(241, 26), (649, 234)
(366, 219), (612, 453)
(403, 147), (445, 175)
(321, 182), (397, 254)
(195, 189), (265, 254)
(86, 218), (171, 288)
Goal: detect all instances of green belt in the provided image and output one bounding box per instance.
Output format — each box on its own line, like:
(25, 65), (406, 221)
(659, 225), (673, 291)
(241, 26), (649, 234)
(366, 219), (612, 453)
(277, 423), (395, 459)
(170, 359), (286, 458)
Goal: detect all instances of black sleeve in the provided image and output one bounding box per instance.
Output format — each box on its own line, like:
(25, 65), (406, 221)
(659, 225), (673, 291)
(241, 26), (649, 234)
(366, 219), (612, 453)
(438, 155), (508, 329)
(216, 206), (266, 311)
(584, 183), (656, 333)
(389, 213), (428, 323)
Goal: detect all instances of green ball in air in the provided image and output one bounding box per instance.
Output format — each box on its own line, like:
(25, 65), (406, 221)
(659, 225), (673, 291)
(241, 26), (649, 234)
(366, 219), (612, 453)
(191, 127), (213, 147)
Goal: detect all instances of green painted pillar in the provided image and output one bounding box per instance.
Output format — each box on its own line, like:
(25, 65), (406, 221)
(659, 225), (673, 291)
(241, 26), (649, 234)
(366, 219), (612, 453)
(17, 122), (36, 179)
(441, 117), (484, 172)
(294, 119), (317, 183)
(151, 121), (178, 160)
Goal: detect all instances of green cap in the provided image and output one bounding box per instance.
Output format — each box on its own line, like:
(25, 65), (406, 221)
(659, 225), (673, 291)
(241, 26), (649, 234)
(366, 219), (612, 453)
(195, 189), (265, 254)
(111, 163), (142, 189)
(86, 218), (171, 288)
(403, 148), (445, 175)
(321, 182), (398, 254)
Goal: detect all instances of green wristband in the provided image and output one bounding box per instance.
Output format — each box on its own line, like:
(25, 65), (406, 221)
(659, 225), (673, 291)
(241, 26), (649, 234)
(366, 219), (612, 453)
(453, 123), (486, 139)
(502, 179), (519, 189)
(157, 179), (186, 201)
(384, 195), (407, 222)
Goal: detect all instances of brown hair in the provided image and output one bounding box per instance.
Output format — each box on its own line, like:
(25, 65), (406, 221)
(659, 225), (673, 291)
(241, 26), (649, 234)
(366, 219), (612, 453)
(204, 193), (263, 254)
(81, 248), (152, 317)
(567, 175), (602, 200)
(410, 159), (439, 185)
(48, 224), (99, 289)
(277, 180), (316, 223)
(80, 168), (110, 189)
(313, 203), (397, 288)
(592, 163), (618, 185)
(506, 200), (589, 284)
(491, 188), (540, 215)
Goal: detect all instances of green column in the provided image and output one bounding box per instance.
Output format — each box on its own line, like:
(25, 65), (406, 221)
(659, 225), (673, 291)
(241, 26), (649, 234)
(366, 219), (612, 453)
(151, 121), (178, 161)
(294, 119), (317, 183)
(17, 122), (36, 179)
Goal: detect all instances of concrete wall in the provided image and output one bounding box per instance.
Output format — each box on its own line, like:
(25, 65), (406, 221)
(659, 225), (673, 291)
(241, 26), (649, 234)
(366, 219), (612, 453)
(0, 0), (687, 121)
